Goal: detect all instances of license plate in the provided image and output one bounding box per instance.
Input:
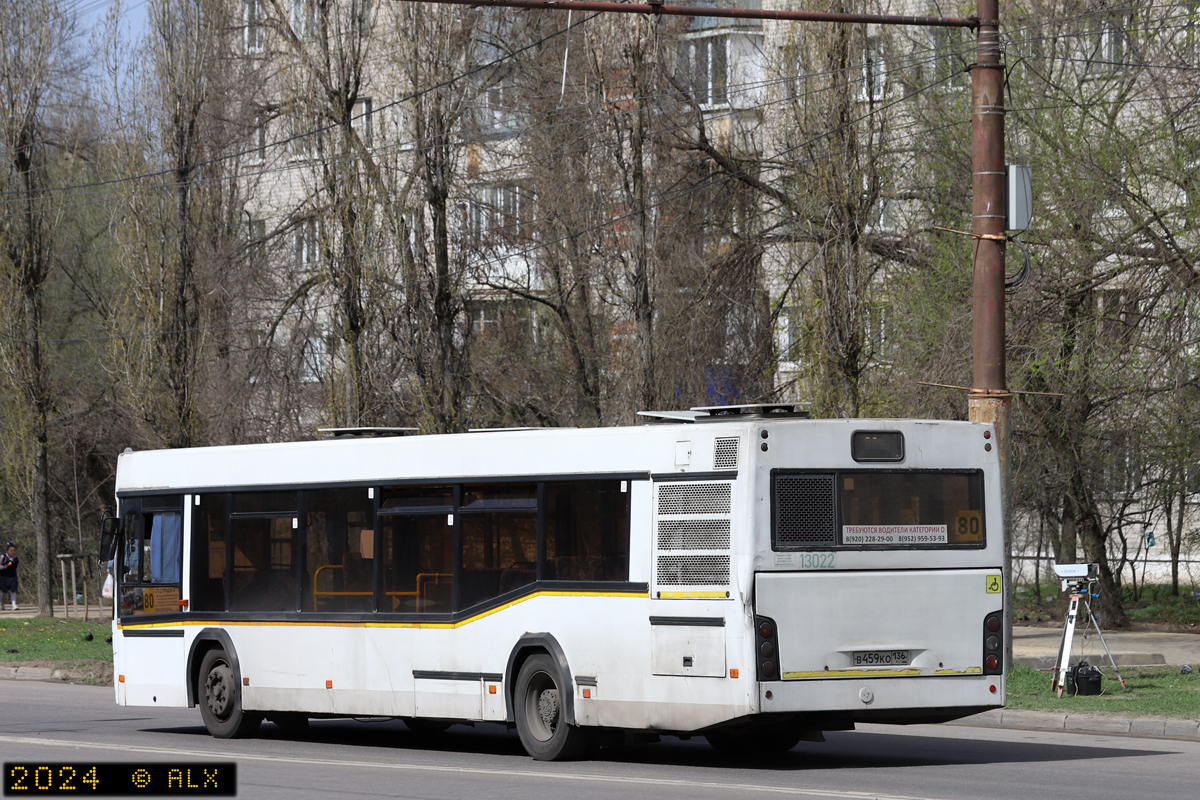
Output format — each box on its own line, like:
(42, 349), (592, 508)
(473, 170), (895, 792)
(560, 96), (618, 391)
(852, 649), (911, 667)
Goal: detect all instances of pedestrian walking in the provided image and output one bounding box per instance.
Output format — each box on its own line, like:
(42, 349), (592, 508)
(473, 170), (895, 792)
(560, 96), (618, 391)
(0, 542), (18, 610)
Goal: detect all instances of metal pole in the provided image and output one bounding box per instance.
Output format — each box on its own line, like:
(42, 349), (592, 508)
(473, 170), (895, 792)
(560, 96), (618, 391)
(389, 0), (979, 28)
(60, 558), (68, 618)
(968, 0), (1013, 671)
(70, 559), (78, 617)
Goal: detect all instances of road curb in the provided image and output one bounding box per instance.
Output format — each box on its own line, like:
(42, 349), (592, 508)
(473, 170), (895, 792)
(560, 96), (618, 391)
(0, 666), (55, 681)
(957, 708), (1200, 739)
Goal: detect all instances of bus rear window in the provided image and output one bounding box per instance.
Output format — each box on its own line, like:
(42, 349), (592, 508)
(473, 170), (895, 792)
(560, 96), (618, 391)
(773, 470), (984, 550)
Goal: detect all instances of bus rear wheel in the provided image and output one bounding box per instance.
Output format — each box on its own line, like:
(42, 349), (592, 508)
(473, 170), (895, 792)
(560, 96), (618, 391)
(514, 654), (592, 761)
(198, 648), (261, 739)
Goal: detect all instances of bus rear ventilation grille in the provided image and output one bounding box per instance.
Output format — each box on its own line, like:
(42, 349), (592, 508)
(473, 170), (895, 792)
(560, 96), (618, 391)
(774, 474), (836, 547)
(713, 437), (739, 470)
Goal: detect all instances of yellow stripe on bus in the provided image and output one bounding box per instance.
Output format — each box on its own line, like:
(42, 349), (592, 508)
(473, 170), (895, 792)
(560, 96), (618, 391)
(117, 589), (648, 632)
(782, 666), (984, 679)
(657, 591), (729, 599)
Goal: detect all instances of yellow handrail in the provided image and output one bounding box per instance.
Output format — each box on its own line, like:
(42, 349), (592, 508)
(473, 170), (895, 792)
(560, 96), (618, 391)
(312, 565), (453, 612)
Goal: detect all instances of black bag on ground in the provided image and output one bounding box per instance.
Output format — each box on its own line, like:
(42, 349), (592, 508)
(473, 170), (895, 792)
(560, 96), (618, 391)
(1065, 661), (1103, 696)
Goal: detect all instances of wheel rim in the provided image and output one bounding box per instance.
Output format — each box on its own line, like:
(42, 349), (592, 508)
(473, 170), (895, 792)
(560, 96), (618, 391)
(205, 662), (234, 721)
(522, 669), (559, 742)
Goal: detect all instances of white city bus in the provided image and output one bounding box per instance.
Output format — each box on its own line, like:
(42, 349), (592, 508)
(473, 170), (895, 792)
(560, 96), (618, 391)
(102, 404), (1005, 760)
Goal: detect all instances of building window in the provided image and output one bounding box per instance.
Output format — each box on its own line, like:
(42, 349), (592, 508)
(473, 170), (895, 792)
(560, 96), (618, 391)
(292, 219), (318, 271)
(463, 184), (528, 244)
(251, 110), (269, 163)
(243, 0), (264, 54)
(300, 333), (326, 383)
(485, 79), (519, 132)
(1091, 15), (1131, 70)
(682, 35), (728, 106)
(862, 35), (886, 101)
(290, 0), (314, 38)
(929, 19), (966, 84)
(351, 98), (372, 146)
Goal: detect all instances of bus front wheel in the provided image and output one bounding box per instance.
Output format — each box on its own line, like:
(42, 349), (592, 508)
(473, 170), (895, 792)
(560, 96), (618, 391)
(198, 648), (261, 739)
(514, 654), (592, 761)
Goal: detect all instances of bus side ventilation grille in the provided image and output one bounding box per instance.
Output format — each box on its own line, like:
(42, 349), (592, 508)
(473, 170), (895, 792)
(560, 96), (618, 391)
(656, 555), (731, 585)
(774, 474), (836, 548)
(657, 482), (732, 515)
(657, 519), (731, 550)
(654, 481), (734, 594)
(713, 437), (739, 470)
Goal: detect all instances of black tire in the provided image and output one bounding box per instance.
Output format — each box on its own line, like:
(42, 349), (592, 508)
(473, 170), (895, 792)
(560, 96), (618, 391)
(198, 648), (261, 739)
(514, 653), (592, 761)
(268, 712), (309, 735)
(705, 728), (805, 756)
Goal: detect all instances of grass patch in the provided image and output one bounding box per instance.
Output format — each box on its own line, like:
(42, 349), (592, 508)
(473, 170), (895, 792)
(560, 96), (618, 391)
(1014, 582), (1200, 628)
(1006, 664), (1200, 719)
(0, 617), (113, 663)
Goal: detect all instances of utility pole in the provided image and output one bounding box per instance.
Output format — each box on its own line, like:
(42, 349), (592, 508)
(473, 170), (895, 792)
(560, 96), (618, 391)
(401, 0), (1011, 665)
(968, 1), (1012, 671)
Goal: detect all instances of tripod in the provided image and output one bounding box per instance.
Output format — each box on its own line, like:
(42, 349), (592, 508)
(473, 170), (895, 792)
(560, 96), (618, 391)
(1052, 577), (1127, 696)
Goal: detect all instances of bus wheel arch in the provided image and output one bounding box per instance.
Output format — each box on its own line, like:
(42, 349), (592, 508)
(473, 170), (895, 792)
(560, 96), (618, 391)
(504, 633), (575, 727)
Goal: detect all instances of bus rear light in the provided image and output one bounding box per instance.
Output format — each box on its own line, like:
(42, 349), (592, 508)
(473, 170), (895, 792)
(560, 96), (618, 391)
(990, 684), (997, 694)
(754, 615), (780, 681)
(982, 611), (1004, 675)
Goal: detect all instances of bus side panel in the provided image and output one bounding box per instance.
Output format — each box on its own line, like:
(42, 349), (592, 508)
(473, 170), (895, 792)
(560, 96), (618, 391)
(118, 633), (188, 707)
(111, 619), (123, 705)
(237, 625), (338, 715)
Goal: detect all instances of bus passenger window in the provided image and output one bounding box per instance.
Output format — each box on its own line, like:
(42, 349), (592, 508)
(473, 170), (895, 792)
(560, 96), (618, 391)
(460, 511), (537, 609)
(190, 495), (227, 612)
(543, 481), (630, 582)
(305, 488), (375, 612)
(379, 512), (454, 613)
(230, 516), (298, 612)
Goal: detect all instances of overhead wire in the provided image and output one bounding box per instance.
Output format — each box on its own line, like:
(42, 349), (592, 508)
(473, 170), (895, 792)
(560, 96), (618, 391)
(4, 7), (1194, 312)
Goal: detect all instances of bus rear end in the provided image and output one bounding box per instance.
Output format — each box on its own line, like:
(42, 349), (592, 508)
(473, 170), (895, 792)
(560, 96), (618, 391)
(749, 421), (1004, 726)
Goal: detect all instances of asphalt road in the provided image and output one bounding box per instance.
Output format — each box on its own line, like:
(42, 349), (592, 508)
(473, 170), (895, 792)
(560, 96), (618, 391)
(2, 680), (1197, 800)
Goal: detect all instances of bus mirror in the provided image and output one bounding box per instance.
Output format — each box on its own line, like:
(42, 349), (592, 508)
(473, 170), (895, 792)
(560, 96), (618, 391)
(99, 517), (120, 562)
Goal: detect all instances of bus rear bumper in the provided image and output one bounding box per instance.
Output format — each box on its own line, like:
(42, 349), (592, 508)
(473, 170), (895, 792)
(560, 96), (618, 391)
(758, 675), (1004, 723)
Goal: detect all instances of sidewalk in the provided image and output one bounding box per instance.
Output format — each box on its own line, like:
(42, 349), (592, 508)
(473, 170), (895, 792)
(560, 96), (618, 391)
(1012, 624), (1200, 669)
(1, 603), (111, 620)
